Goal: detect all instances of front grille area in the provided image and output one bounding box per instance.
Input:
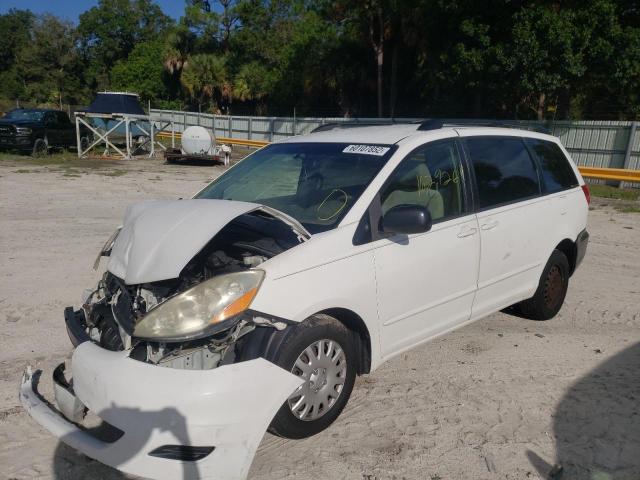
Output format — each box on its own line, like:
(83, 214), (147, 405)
(104, 272), (136, 335)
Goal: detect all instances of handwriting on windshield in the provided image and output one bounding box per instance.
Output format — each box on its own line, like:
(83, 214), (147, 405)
(316, 189), (349, 221)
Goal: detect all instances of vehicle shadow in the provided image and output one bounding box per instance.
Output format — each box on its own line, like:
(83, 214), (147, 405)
(527, 341), (640, 479)
(53, 406), (199, 479)
(165, 158), (225, 167)
(53, 442), (127, 479)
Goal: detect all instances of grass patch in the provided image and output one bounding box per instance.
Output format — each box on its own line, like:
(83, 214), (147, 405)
(589, 184), (640, 201)
(1, 150), (75, 167)
(101, 169), (127, 177)
(616, 205), (640, 213)
(0, 150), (121, 171)
(14, 168), (35, 173)
(61, 166), (84, 178)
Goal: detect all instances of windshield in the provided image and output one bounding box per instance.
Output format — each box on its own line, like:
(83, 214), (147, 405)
(196, 142), (397, 233)
(3, 110), (44, 122)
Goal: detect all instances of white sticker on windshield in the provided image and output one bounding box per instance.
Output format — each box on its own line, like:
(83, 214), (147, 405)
(343, 144), (390, 156)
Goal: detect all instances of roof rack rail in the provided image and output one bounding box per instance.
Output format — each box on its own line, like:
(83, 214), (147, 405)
(311, 120), (415, 133)
(417, 119), (550, 135)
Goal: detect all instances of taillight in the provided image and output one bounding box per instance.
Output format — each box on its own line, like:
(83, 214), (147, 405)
(581, 184), (591, 204)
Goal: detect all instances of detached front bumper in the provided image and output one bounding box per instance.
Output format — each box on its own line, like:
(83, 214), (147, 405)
(20, 342), (302, 480)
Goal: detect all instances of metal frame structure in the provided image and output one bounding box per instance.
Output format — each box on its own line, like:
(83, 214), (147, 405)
(75, 111), (172, 160)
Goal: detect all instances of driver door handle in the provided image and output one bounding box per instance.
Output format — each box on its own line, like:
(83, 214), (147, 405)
(457, 226), (477, 238)
(481, 220), (499, 230)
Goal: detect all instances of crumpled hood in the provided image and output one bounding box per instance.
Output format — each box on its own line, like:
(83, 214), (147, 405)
(107, 199), (278, 285)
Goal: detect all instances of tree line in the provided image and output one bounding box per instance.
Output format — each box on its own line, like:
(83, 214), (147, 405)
(0, 0), (638, 120)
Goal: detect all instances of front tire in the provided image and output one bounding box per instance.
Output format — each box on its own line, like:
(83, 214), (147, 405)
(261, 315), (357, 439)
(517, 249), (570, 320)
(32, 138), (48, 157)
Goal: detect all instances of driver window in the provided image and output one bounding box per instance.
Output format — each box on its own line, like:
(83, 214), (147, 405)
(380, 140), (465, 223)
(57, 112), (71, 126)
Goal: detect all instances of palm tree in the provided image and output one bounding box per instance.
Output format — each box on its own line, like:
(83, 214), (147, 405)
(163, 26), (193, 76)
(233, 77), (252, 103)
(180, 53), (228, 109)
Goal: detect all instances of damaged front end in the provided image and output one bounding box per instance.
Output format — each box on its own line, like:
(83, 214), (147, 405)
(76, 199), (305, 369)
(20, 199), (308, 480)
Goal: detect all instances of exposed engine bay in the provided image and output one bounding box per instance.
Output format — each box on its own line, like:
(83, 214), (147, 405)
(75, 209), (304, 370)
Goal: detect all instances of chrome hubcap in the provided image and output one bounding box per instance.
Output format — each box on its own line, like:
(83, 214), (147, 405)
(288, 339), (347, 421)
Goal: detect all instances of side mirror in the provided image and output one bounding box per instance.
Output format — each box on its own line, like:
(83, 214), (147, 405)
(381, 205), (432, 235)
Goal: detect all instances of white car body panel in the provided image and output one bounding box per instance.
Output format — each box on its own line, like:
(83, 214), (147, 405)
(107, 199), (308, 285)
(452, 129), (589, 320)
(251, 223), (383, 366)
(373, 213), (481, 357)
(20, 342), (303, 480)
(472, 196), (550, 318)
(257, 126), (588, 369)
(280, 124), (421, 145)
(108, 199), (259, 284)
(21, 124), (590, 480)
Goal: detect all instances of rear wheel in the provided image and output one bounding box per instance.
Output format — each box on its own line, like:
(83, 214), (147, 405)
(79, 136), (91, 153)
(517, 249), (570, 320)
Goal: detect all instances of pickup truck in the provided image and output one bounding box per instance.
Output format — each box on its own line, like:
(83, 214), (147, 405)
(0, 108), (88, 155)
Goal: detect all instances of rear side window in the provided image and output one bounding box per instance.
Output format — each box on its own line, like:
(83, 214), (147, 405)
(465, 136), (541, 209)
(525, 138), (578, 193)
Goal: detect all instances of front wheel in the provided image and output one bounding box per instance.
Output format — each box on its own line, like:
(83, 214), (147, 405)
(265, 315), (357, 439)
(517, 249), (570, 320)
(32, 138), (48, 157)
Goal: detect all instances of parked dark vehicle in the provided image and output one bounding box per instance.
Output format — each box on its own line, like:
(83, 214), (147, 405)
(0, 108), (89, 156)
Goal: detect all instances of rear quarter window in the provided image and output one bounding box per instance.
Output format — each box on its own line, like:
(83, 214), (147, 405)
(525, 138), (579, 193)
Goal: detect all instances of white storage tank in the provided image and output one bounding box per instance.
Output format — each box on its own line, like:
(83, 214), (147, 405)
(181, 126), (215, 155)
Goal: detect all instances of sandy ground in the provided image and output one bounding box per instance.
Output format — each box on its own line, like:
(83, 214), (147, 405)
(0, 153), (639, 480)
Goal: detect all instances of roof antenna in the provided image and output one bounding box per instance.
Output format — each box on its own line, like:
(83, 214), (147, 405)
(417, 119), (444, 131)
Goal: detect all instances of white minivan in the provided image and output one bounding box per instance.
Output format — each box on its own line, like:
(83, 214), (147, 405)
(21, 122), (589, 480)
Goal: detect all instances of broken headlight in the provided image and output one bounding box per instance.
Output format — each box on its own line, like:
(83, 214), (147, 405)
(133, 270), (264, 341)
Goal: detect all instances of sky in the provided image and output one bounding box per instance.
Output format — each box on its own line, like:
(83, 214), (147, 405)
(0, 1), (185, 22)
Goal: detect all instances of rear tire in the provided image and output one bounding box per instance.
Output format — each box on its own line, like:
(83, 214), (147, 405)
(517, 249), (570, 320)
(79, 136), (91, 153)
(242, 314), (357, 439)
